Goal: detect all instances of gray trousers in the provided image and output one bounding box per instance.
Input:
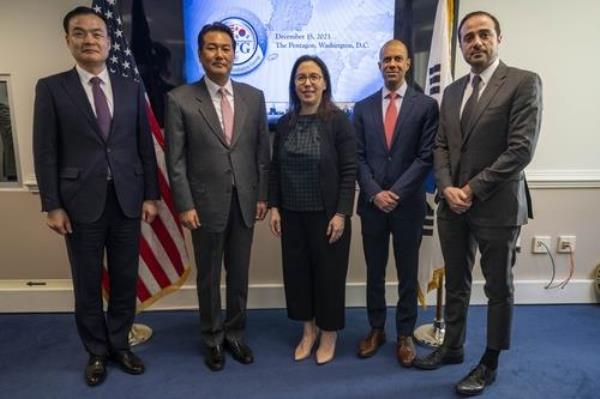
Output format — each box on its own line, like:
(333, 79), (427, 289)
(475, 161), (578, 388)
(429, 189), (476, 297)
(191, 189), (254, 347)
(438, 216), (520, 352)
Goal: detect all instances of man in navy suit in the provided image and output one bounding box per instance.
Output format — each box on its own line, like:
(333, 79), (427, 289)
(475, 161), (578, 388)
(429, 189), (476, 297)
(353, 39), (438, 367)
(33, 6), (159, 386)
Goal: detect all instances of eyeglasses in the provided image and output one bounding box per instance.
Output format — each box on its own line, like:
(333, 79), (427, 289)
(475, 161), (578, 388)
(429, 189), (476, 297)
(295, 73), (323, 84)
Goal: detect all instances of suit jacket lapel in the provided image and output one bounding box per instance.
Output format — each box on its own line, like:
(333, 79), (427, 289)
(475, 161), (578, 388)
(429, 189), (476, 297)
(107, 73), (122, 143)
(451, 76), (468, 138)
(369, 90), (388, 150)
(60, 68), (105, 144)
(462, 62), (508, 146)
(230, 81), (247, 148)
(390, 87), (416, 149)
(195, 78), (228, 146)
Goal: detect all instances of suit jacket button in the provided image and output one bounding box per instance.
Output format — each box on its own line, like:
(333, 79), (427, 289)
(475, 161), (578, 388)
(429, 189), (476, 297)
(225, 169), (232, 175)
(107, 148), (112, 153)
(387, 157), (392, 161)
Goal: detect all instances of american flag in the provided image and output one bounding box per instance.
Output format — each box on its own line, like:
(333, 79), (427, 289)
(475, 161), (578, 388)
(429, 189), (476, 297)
(93, 0), (190, 311)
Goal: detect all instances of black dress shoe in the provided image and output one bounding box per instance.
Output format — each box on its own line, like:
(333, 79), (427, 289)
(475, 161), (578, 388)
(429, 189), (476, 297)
(205, 344), (225, 371)
(111, 350), (145, 375)
(456, 364), (496, 396)
(413, 347), (464, 370)
(224, 338), (254, 364)
(85, 354), (107, 387)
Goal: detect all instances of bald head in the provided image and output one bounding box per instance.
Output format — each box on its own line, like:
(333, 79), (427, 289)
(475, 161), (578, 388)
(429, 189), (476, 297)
(378, 39), (411, 90)
(379, 39), (409, 61)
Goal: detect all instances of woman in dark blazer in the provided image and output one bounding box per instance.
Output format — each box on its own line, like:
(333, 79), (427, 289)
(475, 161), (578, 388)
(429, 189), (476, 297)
(269, 55), (357, 365)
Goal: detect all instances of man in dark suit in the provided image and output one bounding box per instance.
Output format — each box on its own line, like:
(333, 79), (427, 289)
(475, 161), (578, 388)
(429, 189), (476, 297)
(354, 39), (438, 367)
(33, 7), (159, 386)
(414, 11), (542, 396)
(164, 23), (269, 372)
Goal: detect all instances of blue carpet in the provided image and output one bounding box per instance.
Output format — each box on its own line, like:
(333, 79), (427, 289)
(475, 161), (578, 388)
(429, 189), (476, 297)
(0, 305), (598, 398)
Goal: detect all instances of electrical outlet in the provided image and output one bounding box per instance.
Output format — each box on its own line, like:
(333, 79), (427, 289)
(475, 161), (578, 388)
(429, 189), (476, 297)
(531, 236), (551, 254)
(557, 235), (576, 253)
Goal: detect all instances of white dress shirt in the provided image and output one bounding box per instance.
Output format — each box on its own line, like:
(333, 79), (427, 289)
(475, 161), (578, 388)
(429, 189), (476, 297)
(75, 64), (114, 117)
(381, 80), (408, 121)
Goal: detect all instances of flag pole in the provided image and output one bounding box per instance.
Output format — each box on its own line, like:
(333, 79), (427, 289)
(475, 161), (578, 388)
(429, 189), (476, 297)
(95, 0), (191, 348)
(413, 271), (445, 347)
(413, 0), (453, 349)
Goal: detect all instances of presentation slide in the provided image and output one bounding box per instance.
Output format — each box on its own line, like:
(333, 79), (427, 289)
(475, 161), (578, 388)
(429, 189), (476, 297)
(183, 0), (394, 117)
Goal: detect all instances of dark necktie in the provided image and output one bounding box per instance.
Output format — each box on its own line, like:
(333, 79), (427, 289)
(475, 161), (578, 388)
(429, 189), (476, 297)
(461, 74), (481, 135)
(90, 77), (111, 140)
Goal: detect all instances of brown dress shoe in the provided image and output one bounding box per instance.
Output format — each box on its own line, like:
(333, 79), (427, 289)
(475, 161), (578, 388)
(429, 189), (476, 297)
(357, 328), (386, 358)
(396, 336), (416, 367)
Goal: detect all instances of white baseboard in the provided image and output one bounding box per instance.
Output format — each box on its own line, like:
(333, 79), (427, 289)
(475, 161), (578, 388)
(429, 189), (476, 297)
(526, 169), (600, 188)
(19, 170), (600, 193)
(0, 279), (595, 313)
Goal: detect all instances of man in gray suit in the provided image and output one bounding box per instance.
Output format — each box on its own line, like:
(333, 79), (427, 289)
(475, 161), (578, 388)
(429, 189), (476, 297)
(414, 11), (542, 396)
(164, 22), (269, 372)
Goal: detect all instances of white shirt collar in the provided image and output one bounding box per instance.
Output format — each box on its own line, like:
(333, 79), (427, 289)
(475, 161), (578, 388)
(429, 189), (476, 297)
(470, 57), (500, 86)
(382, 80), (408, 99)
(75, 64), (110, 85)
(204, 75), (233, 97)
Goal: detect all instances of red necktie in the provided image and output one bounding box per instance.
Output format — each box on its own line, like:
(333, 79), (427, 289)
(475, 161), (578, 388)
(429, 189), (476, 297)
(219, 87), (233, 145)
(384, 92), (398, 149)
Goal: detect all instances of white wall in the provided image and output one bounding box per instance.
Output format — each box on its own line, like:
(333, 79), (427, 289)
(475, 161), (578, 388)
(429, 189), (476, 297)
(0, 0), (82, 188)
(458, 0), (600, 177)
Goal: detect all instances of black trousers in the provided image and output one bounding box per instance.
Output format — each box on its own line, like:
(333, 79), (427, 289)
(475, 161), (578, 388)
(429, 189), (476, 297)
(360, 206), (423, 336)
(191, 189), (254, 347)
(280, 209), (351, 331)
(438, 216), (520, 351)
(65, 182), (140, 356)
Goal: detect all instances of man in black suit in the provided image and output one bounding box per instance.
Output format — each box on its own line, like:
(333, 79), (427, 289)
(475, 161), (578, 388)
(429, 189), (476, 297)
(354, 39), (438, 367)
(414, 11), (542, 396)
(33, 6), (159, 386)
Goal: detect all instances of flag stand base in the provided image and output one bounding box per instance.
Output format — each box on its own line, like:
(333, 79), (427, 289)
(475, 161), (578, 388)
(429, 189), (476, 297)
(415, 268), (445, 348)
(128, 323), (153, 347)
(414, 319), (445, 348)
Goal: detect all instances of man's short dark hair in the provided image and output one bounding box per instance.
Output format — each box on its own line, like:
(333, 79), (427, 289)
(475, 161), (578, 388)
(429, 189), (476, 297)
(197, 22), (236, 51)
(458, 11), (501, 40)
(63, 6), (108, 34)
